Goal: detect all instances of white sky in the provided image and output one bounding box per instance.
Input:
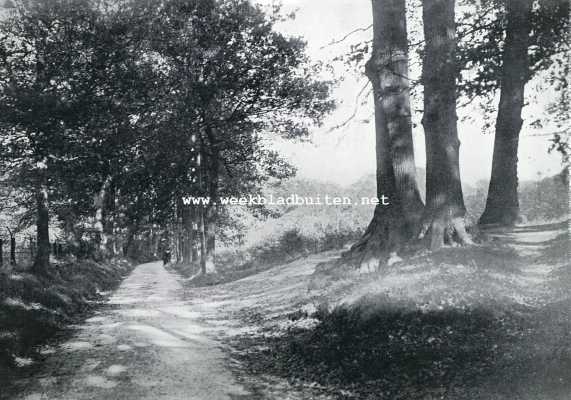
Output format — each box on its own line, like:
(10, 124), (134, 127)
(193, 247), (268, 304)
(258, 0), (564, 186)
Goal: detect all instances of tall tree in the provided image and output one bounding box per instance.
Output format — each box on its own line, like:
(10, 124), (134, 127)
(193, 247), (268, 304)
(455, 0), (569, 225)
(420, 0), (472, 249)
(142, 0), (333, 273)
(344, 0), (424, 269)
(479, 0), (542, 225)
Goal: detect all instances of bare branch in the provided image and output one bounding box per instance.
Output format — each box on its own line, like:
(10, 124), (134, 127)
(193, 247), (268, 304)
(320, 24), (373, 49)
(327, 80), (372, 132)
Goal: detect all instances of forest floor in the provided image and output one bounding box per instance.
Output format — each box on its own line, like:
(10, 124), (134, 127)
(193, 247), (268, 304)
(225, 221), (570, 399)
(2, 221), (569, 400)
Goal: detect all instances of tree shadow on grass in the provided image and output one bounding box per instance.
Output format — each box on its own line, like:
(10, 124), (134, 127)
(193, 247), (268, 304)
(232, 300), (571, 399)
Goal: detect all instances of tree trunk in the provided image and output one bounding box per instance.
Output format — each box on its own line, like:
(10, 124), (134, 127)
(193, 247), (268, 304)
(10, 236), (15, 265)
(123, 222), (137, 257)
(94, 175), (112, 255)
(8, 229), (16, 265)
(479, 0), (532, 226)
(62, 211), (80, 255)
(178, 201), (184, 263)
(204, 204), (216, 273)
(105, 183), (118, 255)
(29, 235), (35, 259)
(343, 0), (424, 270)
(170, 202), (183, 264)
(201, 127), (219, 274)
(191, 238), (198, 264)
(420, 0), (472, 250)
(190, 207), (199, 266)
(182, 205), (192, 263)
(32, 177), (50, 274)
(199, 206), (207, 274)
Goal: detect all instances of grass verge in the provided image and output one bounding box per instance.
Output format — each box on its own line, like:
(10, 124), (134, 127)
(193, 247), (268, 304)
(0, 258), (134, 392)
(228, 223), (570, 399)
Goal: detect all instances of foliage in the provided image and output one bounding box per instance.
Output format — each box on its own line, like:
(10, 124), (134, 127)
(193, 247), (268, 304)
(0, 0), (334, 265)
(463, 168), (569, 223)
(518, 167), (569, 222)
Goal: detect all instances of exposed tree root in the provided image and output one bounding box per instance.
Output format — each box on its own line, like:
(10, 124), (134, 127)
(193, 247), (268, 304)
(341, 205), (408, 273)
(418, 208), (474, 250)
(334, 204), (476, 274)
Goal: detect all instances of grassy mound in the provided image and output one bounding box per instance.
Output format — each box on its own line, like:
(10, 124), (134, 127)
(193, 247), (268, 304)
(230, 223), (570, 399)
(0, 258), (134, 387)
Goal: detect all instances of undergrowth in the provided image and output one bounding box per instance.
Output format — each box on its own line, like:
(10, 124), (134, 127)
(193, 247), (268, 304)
(0, 258), (134, 392)
(173, 228), (358, 286)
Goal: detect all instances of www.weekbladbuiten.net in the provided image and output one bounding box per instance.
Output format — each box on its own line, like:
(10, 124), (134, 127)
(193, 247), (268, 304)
(181, 194), (390, 206)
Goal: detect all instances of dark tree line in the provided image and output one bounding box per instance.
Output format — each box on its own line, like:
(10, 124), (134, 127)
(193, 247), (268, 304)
(0, 0), (567, 274)
(0, 0), (333, 274)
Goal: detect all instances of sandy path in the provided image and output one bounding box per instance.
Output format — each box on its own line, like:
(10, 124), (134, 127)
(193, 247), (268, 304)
(10, 261), (250, 400)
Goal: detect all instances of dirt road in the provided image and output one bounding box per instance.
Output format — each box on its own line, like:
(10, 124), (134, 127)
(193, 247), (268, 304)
(7, 251), (340, 400)
(9, 261), (252, 400)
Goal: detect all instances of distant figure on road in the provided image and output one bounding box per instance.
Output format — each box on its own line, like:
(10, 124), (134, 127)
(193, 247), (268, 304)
(162, 249), (171, 266)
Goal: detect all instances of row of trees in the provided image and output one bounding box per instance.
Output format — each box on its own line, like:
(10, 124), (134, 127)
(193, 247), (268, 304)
(346, 0), (568, 266)
(0, 0), (567, 273)
(0, 0), (334, 274)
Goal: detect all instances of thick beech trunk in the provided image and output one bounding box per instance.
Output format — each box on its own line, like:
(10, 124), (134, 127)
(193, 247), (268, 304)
(344, 0), (424, 269)
(479, 0), (532, 226)
(420, 0), (472, 249)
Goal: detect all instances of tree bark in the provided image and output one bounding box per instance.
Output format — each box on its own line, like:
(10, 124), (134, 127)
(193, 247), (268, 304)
(420, 0), (472, 250)
(32, 174), (50, 274)
(190, 207), (199, 265)
(29, 235), (35, 259)
(479, 0), (532, 226)
(171, 201), (183, 264)
(110, 189), (122, 256)
(199, 205), (208, 274)
(7, 229), (16, 265)
(123, 222), (137, 257)
(105, 183), (118, 255)
(202, 127), (219, 274)
(204, 204), (216, 272)
(94, 175), (113, 255)
(344, 0), (424, 269)
(10, 236), (15, 265)
(181, 205), (193, 263)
